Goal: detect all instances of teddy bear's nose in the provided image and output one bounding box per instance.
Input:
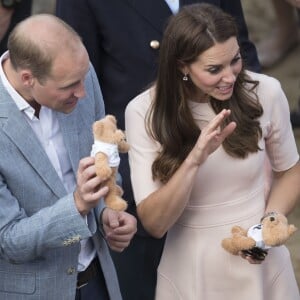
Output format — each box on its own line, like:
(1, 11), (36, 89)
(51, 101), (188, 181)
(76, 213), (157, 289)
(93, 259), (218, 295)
(270, 217), (275, 221)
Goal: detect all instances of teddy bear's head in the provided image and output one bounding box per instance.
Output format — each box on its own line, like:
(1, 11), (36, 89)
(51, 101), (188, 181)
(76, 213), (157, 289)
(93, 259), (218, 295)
(261, 212), (297, 247)
(93, 115), (130, 153)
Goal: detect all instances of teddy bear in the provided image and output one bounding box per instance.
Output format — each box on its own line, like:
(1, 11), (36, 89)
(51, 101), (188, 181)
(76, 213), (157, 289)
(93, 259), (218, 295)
(221, 212), (297, 258)
(91, 114), (130, 211)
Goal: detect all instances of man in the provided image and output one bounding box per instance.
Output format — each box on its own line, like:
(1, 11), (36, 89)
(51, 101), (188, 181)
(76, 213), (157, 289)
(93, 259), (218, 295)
(56, 1), (261, 299)
(0, 14), (136, 300)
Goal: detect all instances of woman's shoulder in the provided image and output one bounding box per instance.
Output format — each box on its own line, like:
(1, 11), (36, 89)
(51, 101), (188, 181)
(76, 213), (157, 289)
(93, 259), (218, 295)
(245, 70), (282, 92)
(245, 70), (288, 116)
(245, 70), (285, 106)
(125, 86), (155, 116)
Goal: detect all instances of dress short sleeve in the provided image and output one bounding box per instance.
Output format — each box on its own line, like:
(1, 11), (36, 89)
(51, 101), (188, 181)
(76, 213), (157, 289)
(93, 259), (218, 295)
(125, 88), (162, 205)
(251, 71), (299, 171)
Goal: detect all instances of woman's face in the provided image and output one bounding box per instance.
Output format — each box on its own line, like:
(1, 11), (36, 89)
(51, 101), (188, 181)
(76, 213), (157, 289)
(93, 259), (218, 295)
(182, 37), (242, 102)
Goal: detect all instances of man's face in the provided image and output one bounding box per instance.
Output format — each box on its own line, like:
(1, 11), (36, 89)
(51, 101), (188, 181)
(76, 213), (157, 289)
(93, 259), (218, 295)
(30, 46), (90, 114)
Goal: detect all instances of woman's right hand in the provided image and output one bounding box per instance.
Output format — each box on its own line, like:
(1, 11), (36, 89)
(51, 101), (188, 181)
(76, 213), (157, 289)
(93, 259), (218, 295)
(188, 109), (236, 166)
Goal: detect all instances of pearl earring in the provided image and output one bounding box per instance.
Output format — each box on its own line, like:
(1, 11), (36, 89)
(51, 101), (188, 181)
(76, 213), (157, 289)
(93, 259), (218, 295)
(183, 74), (188, 81)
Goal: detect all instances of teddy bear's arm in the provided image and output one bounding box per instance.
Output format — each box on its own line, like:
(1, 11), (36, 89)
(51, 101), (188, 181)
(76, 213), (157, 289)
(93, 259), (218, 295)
(221, 225), (256, 255)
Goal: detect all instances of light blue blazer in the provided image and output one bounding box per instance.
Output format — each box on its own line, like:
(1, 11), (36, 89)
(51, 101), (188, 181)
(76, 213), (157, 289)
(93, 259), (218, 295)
(0, 64), (122, 299)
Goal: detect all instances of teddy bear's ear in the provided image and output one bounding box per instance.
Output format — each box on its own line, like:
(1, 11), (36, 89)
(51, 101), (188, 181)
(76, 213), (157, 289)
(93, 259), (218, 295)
(106, 115), (117, 125)
(289, 224), (297, 235)
(93, 121), (104, 135)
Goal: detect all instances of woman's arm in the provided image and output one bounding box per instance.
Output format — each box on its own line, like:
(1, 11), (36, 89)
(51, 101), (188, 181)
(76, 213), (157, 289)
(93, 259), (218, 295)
(136, 109), (236, 238)
(265, 162), (300, 216)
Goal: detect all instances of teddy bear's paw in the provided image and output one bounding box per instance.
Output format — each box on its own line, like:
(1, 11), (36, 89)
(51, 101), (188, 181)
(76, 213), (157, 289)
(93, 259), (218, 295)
(221, 238), (240, 255)
(106, 197), (128, 212)
(222, 235), (256, 255)
(232, 237), (256, 251)
(96, 167), (112, 180)
(112, 201), (128, 212)
(115, 185), (124, 196)
(289, 224), (297, 235)
(231, 226), (247, 236)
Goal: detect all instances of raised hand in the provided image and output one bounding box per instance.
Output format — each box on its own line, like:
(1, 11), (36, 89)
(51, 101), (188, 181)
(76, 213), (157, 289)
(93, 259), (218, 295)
(188, 109), (236, 166)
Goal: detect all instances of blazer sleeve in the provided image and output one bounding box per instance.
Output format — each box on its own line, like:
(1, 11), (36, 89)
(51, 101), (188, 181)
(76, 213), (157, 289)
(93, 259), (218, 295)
(0, 180), (93, 263)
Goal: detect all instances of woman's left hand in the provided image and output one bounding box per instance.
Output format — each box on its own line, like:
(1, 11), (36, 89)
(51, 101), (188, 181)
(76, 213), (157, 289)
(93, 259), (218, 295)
(239, 248), (268, 264)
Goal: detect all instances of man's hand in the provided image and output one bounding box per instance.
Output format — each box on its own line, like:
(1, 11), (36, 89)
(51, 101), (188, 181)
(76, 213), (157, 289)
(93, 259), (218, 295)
(101, 208), (137, 252)
(74, 157), (109, 216)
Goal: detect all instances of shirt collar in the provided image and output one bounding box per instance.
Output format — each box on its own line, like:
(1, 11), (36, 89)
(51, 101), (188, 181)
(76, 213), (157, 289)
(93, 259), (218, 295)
(0, 51), (37, 120)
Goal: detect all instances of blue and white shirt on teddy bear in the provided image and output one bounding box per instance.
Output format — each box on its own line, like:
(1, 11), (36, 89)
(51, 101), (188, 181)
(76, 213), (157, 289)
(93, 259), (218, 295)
(247, 224), (272, 250)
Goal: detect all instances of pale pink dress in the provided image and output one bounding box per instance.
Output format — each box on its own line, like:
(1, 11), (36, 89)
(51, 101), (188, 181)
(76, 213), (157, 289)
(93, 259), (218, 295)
(125, 71), (300, 300)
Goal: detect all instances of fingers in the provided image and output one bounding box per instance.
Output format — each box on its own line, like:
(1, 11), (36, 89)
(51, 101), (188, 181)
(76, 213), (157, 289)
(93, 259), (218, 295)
(74, 157), (109, 215)
(205, 109), (235, 136)
(103, 209), (137, 252)
(239, 248), (268, 264)
(205, 109), (230, 130)
(191, 109), (236, 165)
(106, 228), (135, 252)
(220, 121), (237, 139)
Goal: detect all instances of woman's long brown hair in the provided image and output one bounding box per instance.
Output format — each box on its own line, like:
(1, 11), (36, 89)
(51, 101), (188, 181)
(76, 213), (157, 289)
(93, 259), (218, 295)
(146, 4), (263, 183)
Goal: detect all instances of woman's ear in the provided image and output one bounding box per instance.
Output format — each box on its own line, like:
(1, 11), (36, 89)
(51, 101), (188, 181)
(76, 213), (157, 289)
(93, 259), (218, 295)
(177, 60), (188, 76)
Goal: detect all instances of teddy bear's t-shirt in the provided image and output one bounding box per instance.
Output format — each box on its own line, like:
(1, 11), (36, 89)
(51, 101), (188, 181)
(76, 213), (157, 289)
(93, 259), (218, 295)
(90, 141), (120, 167)
(247, 224), (272, 250)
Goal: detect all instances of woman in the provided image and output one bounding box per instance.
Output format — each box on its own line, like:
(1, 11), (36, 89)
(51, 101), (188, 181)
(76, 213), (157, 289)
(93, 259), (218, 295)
(125, 3), (300, 300)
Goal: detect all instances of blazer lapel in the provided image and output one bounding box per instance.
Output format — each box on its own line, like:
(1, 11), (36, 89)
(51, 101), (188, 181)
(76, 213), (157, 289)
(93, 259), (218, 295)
(56, 111), (80, 177)
(2, 105), (67, 198)
(124, 0), (172, 33)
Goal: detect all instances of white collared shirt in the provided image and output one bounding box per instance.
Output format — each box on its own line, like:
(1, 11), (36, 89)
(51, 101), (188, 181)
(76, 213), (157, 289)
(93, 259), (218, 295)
(164, 0), (179, 14)
(0, 51), (95, 271)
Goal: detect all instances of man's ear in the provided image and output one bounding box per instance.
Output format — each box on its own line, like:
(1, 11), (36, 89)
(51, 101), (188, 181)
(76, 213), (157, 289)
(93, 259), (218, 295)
(20, 70), (35, 87)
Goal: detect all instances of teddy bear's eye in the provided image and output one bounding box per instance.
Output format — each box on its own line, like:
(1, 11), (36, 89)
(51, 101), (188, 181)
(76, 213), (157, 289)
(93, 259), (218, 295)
(270, 217), (275, 222)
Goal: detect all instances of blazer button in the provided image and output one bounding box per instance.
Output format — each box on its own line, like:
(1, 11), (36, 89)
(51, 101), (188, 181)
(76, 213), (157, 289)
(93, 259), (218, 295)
(150, 40), (160, 49)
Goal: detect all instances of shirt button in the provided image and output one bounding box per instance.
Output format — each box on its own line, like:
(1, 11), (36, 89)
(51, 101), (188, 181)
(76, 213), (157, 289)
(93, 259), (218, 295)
(67, 267), (76, 275)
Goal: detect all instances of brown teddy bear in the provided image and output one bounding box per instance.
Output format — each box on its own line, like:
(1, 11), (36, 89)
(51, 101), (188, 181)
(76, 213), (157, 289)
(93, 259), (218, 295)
(91, 115), (130, 211)
(221, 212), (297, 258)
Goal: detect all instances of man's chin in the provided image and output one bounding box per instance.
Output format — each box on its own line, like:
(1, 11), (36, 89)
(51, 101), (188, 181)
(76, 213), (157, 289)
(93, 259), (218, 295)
(61, 100), (79, 114)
